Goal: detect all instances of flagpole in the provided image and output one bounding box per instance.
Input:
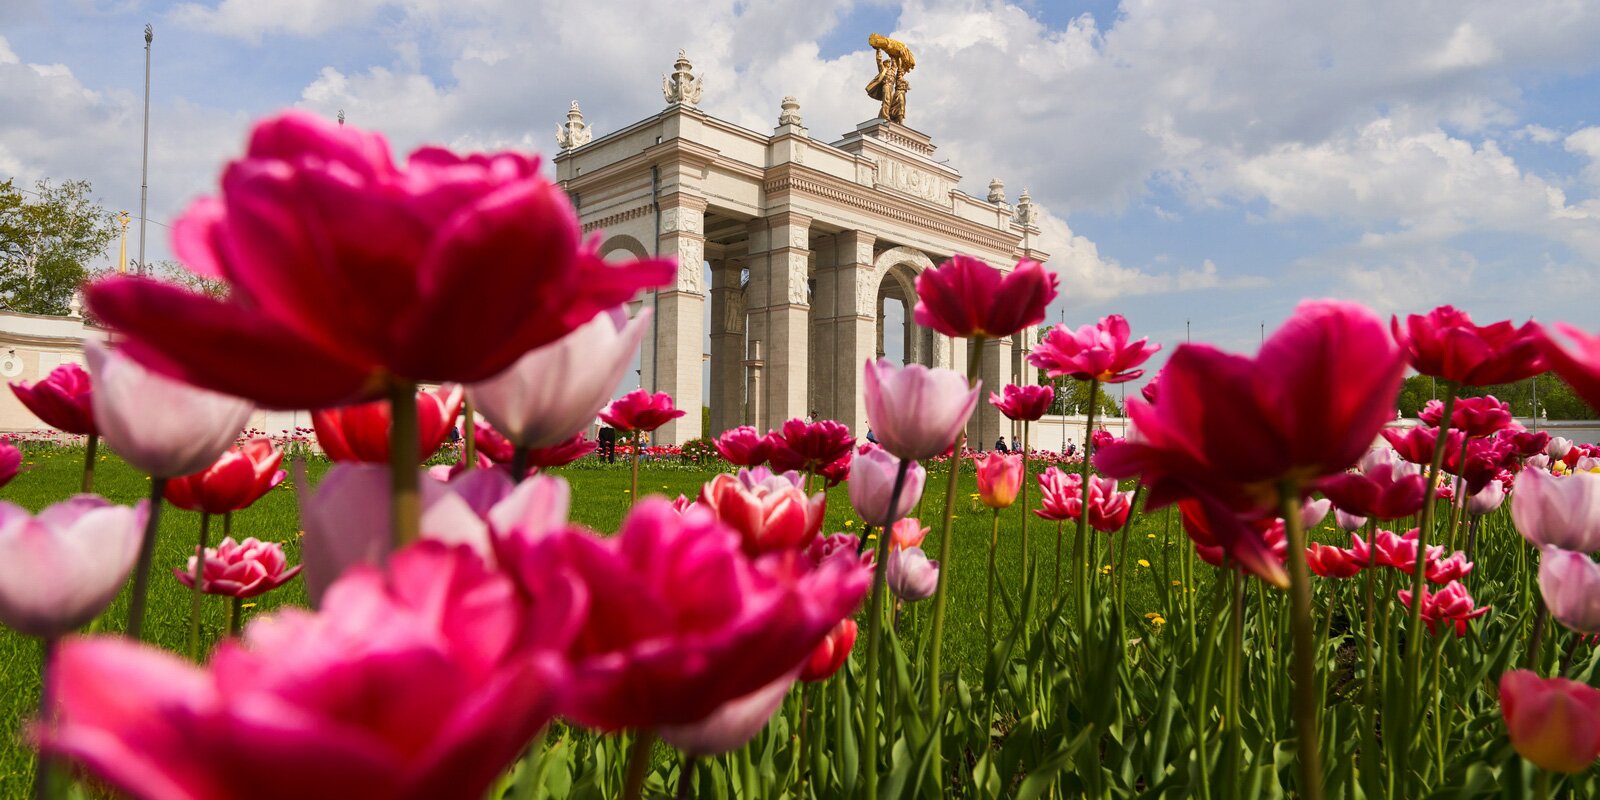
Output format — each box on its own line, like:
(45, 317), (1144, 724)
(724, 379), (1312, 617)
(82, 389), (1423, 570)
(136, 24), (153, 277)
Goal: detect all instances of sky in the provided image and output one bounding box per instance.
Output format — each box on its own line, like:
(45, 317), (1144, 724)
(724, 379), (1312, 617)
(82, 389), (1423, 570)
(2, 0), (1598, 394)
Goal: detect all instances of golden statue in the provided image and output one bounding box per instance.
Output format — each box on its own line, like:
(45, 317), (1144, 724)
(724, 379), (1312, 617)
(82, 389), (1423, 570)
(866, 33), (914, 124)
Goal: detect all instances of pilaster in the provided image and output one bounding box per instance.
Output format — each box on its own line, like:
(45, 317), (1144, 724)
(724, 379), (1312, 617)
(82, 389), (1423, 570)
(745, 213), (812, 431)
(652, 193), (707, 445)
(708, 260), (745, 437)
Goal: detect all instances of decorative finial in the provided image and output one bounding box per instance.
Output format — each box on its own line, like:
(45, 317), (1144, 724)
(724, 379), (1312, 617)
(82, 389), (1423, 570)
(556, 101), (593, 151)
(144, 24), (153, 44)
(663, 50), (704, 108)
(866, 33), (914, 124)
(337, 109), (345, 127)
(987, 178), (1006, 204)
(777, 96), (804, 128)
(1014, 188), (1039, 227)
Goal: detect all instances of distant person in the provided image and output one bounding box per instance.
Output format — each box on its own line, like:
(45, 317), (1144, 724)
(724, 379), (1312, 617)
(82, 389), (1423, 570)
(995, 436), (1010, 453)
(1066, 441), (1077, 458)
(866, 429), (879, 444)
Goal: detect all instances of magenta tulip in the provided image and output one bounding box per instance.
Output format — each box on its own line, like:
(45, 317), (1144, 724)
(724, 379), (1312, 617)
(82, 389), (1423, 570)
(848, 446), (925, 527)
(886, 546), (940, 602)
(1397, 580), (1489, 636)
(714, 425), (771, 467)
(601, 389), (684, 433)
(1098, 300), (1405, 515)
(1538, 547), (1600, 634)
(42, 542), (569, 800)
(766, 418), (855, 476)
(1029, 314), (1160, 384)
(1544, 324), (1600, 414)
(912, 255), (1058, 339)
(989, 384), (1054, 422)
(85, 111), (673, 408)
(501, 499), (870, 730)
(87, 342), (253, 478)
(1510, 468), (1600, 552)
(0, 441), (18, 488)
(1392, 305), (1546, 387)
(0, 497), (145, 638)
(1420, 395), (1513, 438)
(863, 359), (980, 461)
(1425, 551), (1474, 584)
(10, 362), (95, 435)
(799, 618), (858, 682)
(658, 672), (798, 756)
(1315, 463), (1426, 521)
(469, 307), (650, 449)
(1499, 669), (1600, 773)
(1035, 467), (1083, 522)
(312, 385), (463, 463)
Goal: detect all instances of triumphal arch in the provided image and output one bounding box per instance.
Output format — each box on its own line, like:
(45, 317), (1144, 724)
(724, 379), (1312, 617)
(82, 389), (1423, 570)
(553, 41), (1050, 447)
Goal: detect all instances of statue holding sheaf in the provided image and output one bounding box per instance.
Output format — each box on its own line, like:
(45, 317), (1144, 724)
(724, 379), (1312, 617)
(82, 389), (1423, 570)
(866, 33), (914, 124)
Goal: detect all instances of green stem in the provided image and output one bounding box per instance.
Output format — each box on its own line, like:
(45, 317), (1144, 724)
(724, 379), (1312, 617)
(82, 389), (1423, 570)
(223, 511), (232, 539)
(461, 397), (476, 470)
(987, 508), (999, 656)
(1053, 519), (1064, 602)
(228, 596), (243, 638)
(33, 637), (56, 800)
(512, 446), (530, 483)
(1526, 597), (1548, 672)
(1535, 770), (1551, 800)
(1404, 385), (1456, 739)
(187, 511), (211, 661)
(862, 458), (913, 799)
(621, 731), (656, 800)
(387, 382), (420, 548)
(1078, 378), (1100, 631)
(79, 433), (96, 494)
(124, 477), (168, 641)
(1281, 481), (1325, 800)
(1020, 420), (1031, 593)
(1113, 485), (1141, 613)
(1360, 522), (1382, 796)
(676, 754), (698, 800)
(927, 335), (984, 788)
(630, 433), (641, 505)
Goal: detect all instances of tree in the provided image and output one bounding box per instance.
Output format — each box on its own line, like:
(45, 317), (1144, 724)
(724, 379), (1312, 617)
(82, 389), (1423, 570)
(0, 179), (117, 315)
(1396, 374), (1595, 421)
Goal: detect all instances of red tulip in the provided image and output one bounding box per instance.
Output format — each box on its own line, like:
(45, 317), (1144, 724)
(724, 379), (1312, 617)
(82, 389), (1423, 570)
(698, 469), (826, 555)
(1499, 669), (1600, 773)
(1543, 324), (1600, 413)
(765, 418), (855, 475)
(988, 384), (1054, 422)
(1419, 395), (1512, 438)
(85, 111), (674, 408)
(1178, 497), (1289, 587)
(501, 500), (870, 730)
(1029, 314), (1160, 384)
(600, 389), (684, 433)
(42, 543), (569, 800)
(1391, 305), (1545, 386)
(912, 255), (1058, 339)
(313, 385), (463, 463)
(526, 433), (598, 469)
(164, 437), (285, 514)
(10, 362), (95, 435)
(714, 425), (771, 466)
(1500, 428), (1551, 459)
(1305, 542), (1364, 578)
(1397, 580), (1489, 636)
(1314, 463), (1426, 520)
(173, 536), (302, 598)
(888, 517), (930, 551)
(472, 419), (516, 463)
(1098, 300), (1405, 515)
(799, 618), (857, 682)
(975, 452), (1023, 509)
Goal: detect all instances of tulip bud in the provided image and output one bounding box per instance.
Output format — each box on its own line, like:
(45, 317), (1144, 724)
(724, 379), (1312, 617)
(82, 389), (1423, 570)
(1538, 547), (1600, 634)
(0, 497), (146, 638)
(974, 452), (1023, 509)
(847, 447), (925, 527)
(1466, 480), (1506, 515)
(1500, 669), (1600, 773)
(886, 546), (939, 602)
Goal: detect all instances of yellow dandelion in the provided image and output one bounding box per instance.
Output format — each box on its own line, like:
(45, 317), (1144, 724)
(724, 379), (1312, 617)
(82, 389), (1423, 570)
(1137, 559), (1151, 568)
(1148, 615), (1166, 626)
(844, 520), (855, 527)
(1100, 565), (1113, 574)
(1146, 533), (1156, 539)
(242, 603), (257, 610)
(1171, 580), (1182, 586)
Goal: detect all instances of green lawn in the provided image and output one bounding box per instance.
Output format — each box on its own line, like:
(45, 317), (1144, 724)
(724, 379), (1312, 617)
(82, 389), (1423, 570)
(0, 445), (1198, 795)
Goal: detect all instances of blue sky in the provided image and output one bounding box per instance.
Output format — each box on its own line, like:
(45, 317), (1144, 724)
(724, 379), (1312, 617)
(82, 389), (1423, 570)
(2, 0), (1598, 395)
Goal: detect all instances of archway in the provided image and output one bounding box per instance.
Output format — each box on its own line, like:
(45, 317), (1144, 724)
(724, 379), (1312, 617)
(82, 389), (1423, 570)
(871, 246), (939, 368)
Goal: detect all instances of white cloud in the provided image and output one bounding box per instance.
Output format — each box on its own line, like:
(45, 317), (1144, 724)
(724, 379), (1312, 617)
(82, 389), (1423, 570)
(169, 0), (413, 42)
(1033, 209), (1262, 306)
(1565, 126), (1600, 187)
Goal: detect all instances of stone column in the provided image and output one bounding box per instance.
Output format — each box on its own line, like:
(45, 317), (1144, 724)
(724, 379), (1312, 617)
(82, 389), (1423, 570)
(707, 260), (745, 436)
(830, 230), (878, 437)
(744, 340), (766, 428)
(745, 213), (811, 431)
(653, 194), (707, 445)
(970, 335), (1014, 447)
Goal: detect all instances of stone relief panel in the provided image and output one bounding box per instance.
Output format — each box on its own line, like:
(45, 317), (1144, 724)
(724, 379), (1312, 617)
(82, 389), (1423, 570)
(659, 207), (704, 235)
(721, 287), (747, 334)
(787, 260), (811, 305)
(674, 237), (704, 293)
(873, 158), (950, 206)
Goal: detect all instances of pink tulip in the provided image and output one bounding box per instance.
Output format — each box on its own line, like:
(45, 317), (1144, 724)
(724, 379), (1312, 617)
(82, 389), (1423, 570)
(1140, 375), (1160, 404)
(1035, 467), (1083, 522)
(888, 517), (930, 551)
(1501, 429), (1551, 459)
(312, 385), (463, 463)
(1510, 469), (1600, 552)
(1300, 498), (1331, 530)
(525, 434), (599, 469)
(848, 446), (925, 527)
(41, 543), (569, 799)
(1466, 480), (1506, 515)
(1029, 314), (1160, 384)
(164, 437), (285, 514)
(912, 255), (1058, 339)
(1392, 306), (1545, 387)
(0, 497), (145, 638)
(0, 440), (18, 488)
(988, 384), (1055, 422)
(300, 463), (493, 605)
(1305, 542), (1364, 578)
(1549, 437), (1575, 461)
(714, 425), (771, 467)
(1538, 547), (1600, 634)
(601, 389), (684, 433)
(1352, 528), (1443, 574)
(766, 419), (855, 477)
(1315, 463), (1426, 521)
(862, 359), (980, 462)
(1526, 454), (1552, 471)
(10, 362), (95, 435)
(886, 546), (940, 602)
(1419, 395), (1513, 438)
(174, 536), (302, 598)
(806, 532), (872, 571)
(85, 111), (673, 408)
(1397, 580), (1489, 636)
(975, 452), (1023, 509)
(1333, 508), (1368, 532)
(1499, 669), (1600, 773)
(799, 618), (858, 682)
(501, 500), (870, 730)
(698, 470), (826, 555)
(468, 307), (649, 449)
(1425, 551), (1474, 584)
(1098, 300), (1404, 515)
(87, 342), (253, 478)
(659, 671), (798, 756)
(1544, 324), (1600, 415)
(1084, 475), (1133, 532)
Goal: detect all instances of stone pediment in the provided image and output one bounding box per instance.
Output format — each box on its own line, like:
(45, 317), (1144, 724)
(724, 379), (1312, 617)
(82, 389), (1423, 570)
(833, 119), (962, 209)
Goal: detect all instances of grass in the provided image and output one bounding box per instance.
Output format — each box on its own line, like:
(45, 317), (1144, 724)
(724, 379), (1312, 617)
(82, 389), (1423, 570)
(0, 445), (1196, 796)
